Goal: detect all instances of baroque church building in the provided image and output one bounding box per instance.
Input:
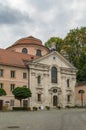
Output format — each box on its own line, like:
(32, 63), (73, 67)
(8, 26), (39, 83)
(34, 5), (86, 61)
(0, 36), (77, 110)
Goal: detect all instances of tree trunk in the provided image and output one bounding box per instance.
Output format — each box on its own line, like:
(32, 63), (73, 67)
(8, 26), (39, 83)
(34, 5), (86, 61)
(20, 99), (22, 107)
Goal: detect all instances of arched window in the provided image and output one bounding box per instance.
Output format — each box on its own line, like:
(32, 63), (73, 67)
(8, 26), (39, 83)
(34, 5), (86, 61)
(37, 75), (41, 84)
(37, 93), (41, 102)
(67, 79), (70, 87)
(36, 49), (41, 56)
(51, 67), (57, 83)
(22, 48), (28, 54)
(67, 95), (71, 103)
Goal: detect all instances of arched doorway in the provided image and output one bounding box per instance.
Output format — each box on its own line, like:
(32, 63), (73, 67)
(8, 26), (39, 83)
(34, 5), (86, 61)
(53, 96), (58, 106)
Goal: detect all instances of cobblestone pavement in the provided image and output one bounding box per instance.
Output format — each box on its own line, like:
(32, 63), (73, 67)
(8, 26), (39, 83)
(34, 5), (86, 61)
(0, 109), (86, 130)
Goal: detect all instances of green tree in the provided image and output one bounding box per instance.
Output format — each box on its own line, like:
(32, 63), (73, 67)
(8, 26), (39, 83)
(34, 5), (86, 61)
(12, 86), (32, 107)
(45, 27), (86, 82)
(0, 88), (6, 96)
(77, 52), (86, 81)
(45, 37), (64, 52)
(64, 27), (86, 81)
(64, 27), (86, 64)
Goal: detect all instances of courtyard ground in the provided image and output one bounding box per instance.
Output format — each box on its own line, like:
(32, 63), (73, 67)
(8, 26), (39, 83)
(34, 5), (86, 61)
(0, 109), (86, 130)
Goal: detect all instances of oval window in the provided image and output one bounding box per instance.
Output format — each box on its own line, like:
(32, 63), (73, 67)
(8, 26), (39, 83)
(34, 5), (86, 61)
(22, 48), (28, 54)
(53, 89), (57, 93)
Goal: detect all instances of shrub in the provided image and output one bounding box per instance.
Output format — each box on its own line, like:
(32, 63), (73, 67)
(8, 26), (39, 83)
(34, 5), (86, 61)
(65, 105), (70, 108)
(27, 107), (31, 111)
(45, 106), (50, 110)
(75, 105), (86, 108)
(56, 106), (61, 109)
(13, 107), (31, 111)
(33, 107), (38, 111)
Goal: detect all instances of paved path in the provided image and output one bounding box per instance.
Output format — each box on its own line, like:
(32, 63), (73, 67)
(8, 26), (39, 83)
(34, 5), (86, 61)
(0, 109), (86, 130)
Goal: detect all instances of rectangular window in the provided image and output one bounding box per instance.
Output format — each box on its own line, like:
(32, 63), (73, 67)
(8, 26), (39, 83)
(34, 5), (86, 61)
(10, 84), (15, 91)
(23, 72), (27, 79)
(37, 76), (41, 84)
(0, 69), (3, 77)
(51, 67), (57, 83)
(0, 83), (3, 88)
(67, 95), (71, 102)
(67, 79), (70, 87)
(11, 71), (15, 78)
(10, 100), (14, 106)
(37, 94), (41, 102)
(36, 49), (42, 56)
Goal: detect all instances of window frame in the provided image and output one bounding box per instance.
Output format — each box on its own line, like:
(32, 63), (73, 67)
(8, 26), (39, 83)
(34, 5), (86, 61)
(51, 67), (57, 83)
(10, 99), (14, 106)
(10, 84), (15, 91)
(37, 93), (41, 102)
(67, 79), (70, 87)
(0, 83), (3, 88)
(0, 69), (3, 77)
(67, 95), (71, 103)
(23, 72), (27, 79)
(11, 70), (15, 78)
(22, 48), (28, 54)
(36, 49), (42, 56)
(37, 75), (41, 84)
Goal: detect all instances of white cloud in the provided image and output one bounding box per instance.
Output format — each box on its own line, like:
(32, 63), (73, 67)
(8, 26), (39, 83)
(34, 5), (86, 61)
(0, 0), (86, 48)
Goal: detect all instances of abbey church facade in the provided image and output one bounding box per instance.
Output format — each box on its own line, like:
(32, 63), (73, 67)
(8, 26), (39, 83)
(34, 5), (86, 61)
(0, 36), (77, 110)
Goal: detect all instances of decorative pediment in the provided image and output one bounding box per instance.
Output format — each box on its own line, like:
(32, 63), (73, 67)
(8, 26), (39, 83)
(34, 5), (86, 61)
(36, 90), (43, 94)
(66, 90), (73, 95)
(31, 51), (77, 71)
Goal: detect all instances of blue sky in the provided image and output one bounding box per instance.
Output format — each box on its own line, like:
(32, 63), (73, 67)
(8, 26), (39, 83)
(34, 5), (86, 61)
(0, 0), (86, 48)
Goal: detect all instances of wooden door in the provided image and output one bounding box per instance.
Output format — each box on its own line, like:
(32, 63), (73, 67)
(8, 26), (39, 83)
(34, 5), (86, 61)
(0, 100), (3, 110)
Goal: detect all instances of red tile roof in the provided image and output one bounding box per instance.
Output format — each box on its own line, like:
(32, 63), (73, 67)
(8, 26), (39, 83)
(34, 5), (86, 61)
(7, 36), (43, 49)
(0, 48), (37, 68)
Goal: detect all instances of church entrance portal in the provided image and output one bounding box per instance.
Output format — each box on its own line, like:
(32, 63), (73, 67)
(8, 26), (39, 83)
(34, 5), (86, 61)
(53, 96), (58, 106)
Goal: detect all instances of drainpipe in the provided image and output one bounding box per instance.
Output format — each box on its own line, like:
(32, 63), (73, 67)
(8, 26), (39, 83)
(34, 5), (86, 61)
(24, 61), (30, 107)
(27, 65), (30, 107)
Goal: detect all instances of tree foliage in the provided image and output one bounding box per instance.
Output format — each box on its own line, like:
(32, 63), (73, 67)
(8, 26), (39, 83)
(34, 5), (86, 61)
(64, 27), (86, 64)
(45, 37), (64, 52)
(64, 27), (86, 81)
(12, 86), (32, 107)
(45, 27), (86, 82)
(0, 88), (6, 96)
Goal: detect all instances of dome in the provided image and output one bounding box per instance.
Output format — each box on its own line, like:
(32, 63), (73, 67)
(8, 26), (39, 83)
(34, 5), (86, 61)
(6, 35), (49, 56)
(10, 36), (42, 48)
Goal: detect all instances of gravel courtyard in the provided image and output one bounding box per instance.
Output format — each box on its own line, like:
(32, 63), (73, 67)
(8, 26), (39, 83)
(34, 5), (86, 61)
(0, 109), (86, 130)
